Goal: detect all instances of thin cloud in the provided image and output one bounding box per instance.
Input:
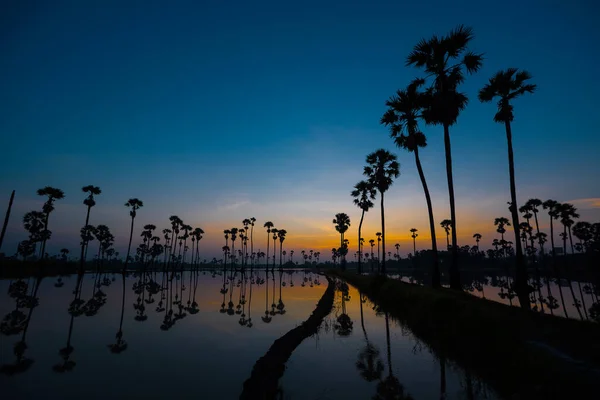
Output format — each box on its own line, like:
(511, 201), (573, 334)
(565, 198), (600, 209)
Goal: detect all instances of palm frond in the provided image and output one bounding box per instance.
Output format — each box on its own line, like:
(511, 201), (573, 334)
(463, 51), (484, 74)
(444, 25), (474, 58)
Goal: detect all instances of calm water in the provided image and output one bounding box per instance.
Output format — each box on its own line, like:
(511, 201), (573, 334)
(2, 269), (500, 399)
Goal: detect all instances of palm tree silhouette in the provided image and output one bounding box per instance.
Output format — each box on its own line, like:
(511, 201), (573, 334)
(351, 181), (376, 274)
(277, 229), (287, 270)
(249, 217), (256, 269)
(473, 233), (482, 250)
(494, 217), (511, 257)
(440, 219), (452, 250)
(394, 243), (400, 262)
(271, 229), (278, 270)
(479, 68), (536, 309)
(410, 228), (418, 254)
(382, 81), (442, 287)
(264, 222), (274, 269)
(36, 186), (65, 259)
(123, 198), (143, 272)
(543, 200), (561, 258)
(369, 239), (375, 272)
(364, 149), (399, 274)
(79, 185), (101, 272)
(376, 232), (382, 270)
(558, 203), (585, 319)
(333, 213), (351, 270)
(407, 26), (482, 290)
(523, 199), (545, 255)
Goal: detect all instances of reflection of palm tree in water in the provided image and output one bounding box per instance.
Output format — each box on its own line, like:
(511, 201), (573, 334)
(1, 277), (42, 375)
(108, 274), (127, 353)
(373, 312), (413, 400)
(270, 270), (277, 316)
(276, 270), (286, 315)
(262, 269), (272, 323)
(246, 271), (254, 327)
(334, 282), (353, 336)
(54, 274), (84, 373)
(356, 291), (384, 383)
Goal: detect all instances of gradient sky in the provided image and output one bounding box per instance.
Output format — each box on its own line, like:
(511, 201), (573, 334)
(1, 0), (599, 259)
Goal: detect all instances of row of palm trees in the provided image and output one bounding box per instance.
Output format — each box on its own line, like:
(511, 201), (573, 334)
(336, 24), (595, 311)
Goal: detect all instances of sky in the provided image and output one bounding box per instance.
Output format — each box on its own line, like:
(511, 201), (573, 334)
(1, 0), (599, 260)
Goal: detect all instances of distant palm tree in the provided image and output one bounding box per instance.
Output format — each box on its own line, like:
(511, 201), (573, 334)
(249, 217), (256, 268)
(271, 228), (278, 269)
(376, 232), (382, 268)
(369, 239), (375, 271)
(124, 198), (143, 271)
(168, 216), (182, 268)
(23, 210), (46, 256)
(382, 81), (441, 287)
(407, 25), (483, 290)
(558, 203), (579, 255)
(473, 233), (482, 250)
(277, 229), (287, 270)
(333, 213), (351, 270)
(409, 228), (419, 255)
(364, 149), (399, 275)
(191, 228), (204, 268)
(394, 243), (400, 261)
(543, 200), (561, 257)
(479, 68), (536, 308)
(351, 181), (376, 274)
(37, 186), (65, 259)
(440, 219), (452, 250)
(79, 185), (101, 270)
(180, 224), (192, 265)
(264, 222), (274, 269)
(60, 248), (69, 260)
(494, 217), (510, 249)
(524, 198), (544, 255)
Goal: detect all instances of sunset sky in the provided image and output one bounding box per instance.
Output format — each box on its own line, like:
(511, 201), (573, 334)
(1, 0), (599, 260)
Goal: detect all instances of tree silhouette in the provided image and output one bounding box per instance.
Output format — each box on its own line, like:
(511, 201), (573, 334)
(473, 233), (482, 250)
(352, 181), (376, 274)
(78, 185), (101, 271)
(124, 198), (143, 272)
(108, 274), (128, 353)
(440, 219), (452, 250)
(364, 149), (399, 274)
(36, 186), (65, 259)
(479, 68), (536, 310)
(277, 229), (287, 270)
(410, 228), (418, 255)
(264, 221), (274, 269)
(407, 25), (483, 290)
(382, 81), (441, 287)
(333, 213), (351, 270)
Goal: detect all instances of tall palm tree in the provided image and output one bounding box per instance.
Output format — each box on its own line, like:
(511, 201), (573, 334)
(524, 198), (544, 255)
(124, 198), (143, 271)
(407, 25), (483, 290)
(351, 181), (376, 274)
(494, 217), (510, 241)
(249, 217), (256, 268)
(333, 213), (351, 270)
(440, 219), (452, 250)
(168, 216), (182, 268)
(271, 228), (278, 269)
(376, 232), (382, 268)
(192, 228), (204, 268)
(410, 228), (418, 254)
(37, 186), (65, 259)
(364, 149), (399, 275)
(369, 239), (375, 272)
(264, 222), (274, 269)
(543, 200), (561, 257)
(473, 233), (482, 250)
(277, 229), (287, 270)
(479, 68), (536, 309)
(382, 81), (441, 287)
(79, 185), (101, 271)
(394, 243), (400, 261)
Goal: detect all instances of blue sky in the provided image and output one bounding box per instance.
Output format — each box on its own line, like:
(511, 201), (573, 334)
(1, 0), (599, 258)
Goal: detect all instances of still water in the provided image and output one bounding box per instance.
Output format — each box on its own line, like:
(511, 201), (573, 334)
(1, 269), (497, 399)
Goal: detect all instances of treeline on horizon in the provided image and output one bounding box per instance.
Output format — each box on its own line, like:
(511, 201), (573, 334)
(1, 26), (599, 313)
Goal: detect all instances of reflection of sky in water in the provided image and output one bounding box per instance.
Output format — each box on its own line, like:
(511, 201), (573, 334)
(1, 271), (498, 399)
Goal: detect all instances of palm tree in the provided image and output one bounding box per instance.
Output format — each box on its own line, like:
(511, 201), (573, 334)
(479, 68), (536, 309)
(124, 198), (143, 271)
(351, 181), (376, 274)
(264, 222), (274, 269)
(368, 239), (375, 272)
(410, 228), (418, 254)
(36, 186), (65, 259)
(494, 217), (511, 256)
(249, 217), (256, 268)
(23, 210), (46, 257)
(376, 232), (382, 268)
(407, 25), (483, 290)
(277, 229), (287, 270)
(394, 243), (400, 261)
(524, 199), (544, 255)
(60, 248), (69, 260)
(168, 215), (182, 268)
(473, 233), (482, 250)
(192, 228), (204, 268)
(543, 200), (561, 257)
(363, 149), (399, 275)
(79, 185), (101, 271)
(271, 228), (278, 269)
(382, 81), (441, 287)
(333, 213), (351, 270)
(440, 219), (452, 250)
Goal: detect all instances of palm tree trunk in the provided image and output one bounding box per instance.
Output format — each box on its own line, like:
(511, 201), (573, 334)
(124, 216), (135, 272)
(0, 190), (15, 252)
(504, 121), (529, 310)
(266, 233), (270, 270)
(414, 148), (440, 288)
(443, 124), (460, 290)
(40, 212), (50, 259)
(380, 192), (386, 274)
(357, 210), (365, 274)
